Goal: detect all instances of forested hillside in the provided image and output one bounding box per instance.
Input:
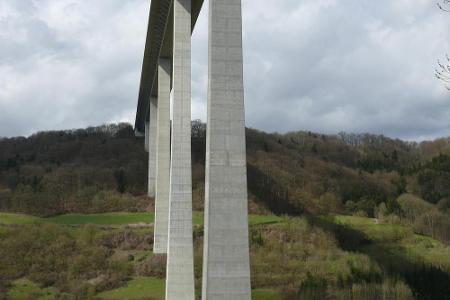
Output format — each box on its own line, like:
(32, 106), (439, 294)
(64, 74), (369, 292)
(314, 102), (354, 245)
(0, 122), (449, 219)
(1, 122), (450, 299)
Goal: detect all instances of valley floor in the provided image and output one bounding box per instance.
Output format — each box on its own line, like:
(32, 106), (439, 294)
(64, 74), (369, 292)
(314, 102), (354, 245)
(0, 212), (449, 300)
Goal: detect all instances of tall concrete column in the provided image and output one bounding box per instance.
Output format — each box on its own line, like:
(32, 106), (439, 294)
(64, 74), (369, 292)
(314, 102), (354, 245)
(154, 58), (171, 254)
(202, 0), (251, 299)
(166, 0), (195, 299)
(148, 97), (158, 198)
(144, 121), (149, 152)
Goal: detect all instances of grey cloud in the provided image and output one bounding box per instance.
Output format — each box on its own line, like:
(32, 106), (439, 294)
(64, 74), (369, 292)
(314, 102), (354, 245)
(237, 0), (450, 140)
(0, 0), (450, 141)
(0, 0), (148, 136)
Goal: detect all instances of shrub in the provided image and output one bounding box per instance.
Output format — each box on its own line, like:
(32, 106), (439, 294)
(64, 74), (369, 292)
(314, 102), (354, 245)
(397, 194), (434, 224)
(0, 224), (115, 295)
(415, 210), (450, 243)
(437, 197), (450, 214)
(135, 255), (167, 278)
(316, 193), (342, 214)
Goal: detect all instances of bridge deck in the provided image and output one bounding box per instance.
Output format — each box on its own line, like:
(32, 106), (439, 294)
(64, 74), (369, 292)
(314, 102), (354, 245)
(135, 0), (204, 135)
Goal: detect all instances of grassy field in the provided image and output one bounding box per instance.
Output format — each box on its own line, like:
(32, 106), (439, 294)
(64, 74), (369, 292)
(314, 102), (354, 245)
(252, 289), (283, 300)
(3, 212), (448, 299)
(48, 212), (155, 225)
(388, 234), (450, 272)
(96, 277), (281, 300)
(249, 214), (283, 226)
(97, 277), (165, 300)
(0, 213), (41, 225)
(0, 212), (282, 227)
(7, 279), (58, 300)
(328, 215), (450, 272)
(331, 215), (412, 242)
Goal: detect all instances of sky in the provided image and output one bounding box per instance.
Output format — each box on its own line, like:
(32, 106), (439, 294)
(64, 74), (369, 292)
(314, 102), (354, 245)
(1, 0), (450, 141)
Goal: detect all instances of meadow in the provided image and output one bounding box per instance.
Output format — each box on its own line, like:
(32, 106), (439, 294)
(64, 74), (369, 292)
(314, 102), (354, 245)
(1, 211), (449, 299)
(0, 212), (282, 227)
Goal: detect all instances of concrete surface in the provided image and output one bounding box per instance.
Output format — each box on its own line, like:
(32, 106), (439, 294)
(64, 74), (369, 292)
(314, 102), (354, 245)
(202, 0), (252, 299)
(154, 58), (171, 254)
(148, 97), (158, 198)
(165, 0), (195, 299)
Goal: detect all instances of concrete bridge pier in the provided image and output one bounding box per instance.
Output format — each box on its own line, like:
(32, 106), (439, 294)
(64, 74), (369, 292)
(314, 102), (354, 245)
(148, 97), (158, 198)
(165, 0), (195, 299)
(153, 57), (171, 254)
(202, 0), (252, 299)
(135, 0), (250, 298)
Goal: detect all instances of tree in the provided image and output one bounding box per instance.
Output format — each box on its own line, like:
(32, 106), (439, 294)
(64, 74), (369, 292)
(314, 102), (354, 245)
(437, 0), (450, 11)
(114, 169), (127, 194)
(436, 1), (450, 89)
(436, 54), (450, 90)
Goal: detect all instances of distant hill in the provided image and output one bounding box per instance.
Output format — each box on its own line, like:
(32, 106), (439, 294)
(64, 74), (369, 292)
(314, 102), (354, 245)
(0, 122), (449, 220)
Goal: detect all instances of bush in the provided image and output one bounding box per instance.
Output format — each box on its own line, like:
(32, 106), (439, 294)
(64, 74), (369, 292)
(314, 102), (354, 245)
(396, 194), (450, 243)
(135, 255), (167, 278)
(101, 261), (133, 290)
(414, 211), (450, 243)
(67, 282), (96, 300)
(0, 224), (115, 295)
(397, 194), (434, 224)
(0, 188), (12, 211)
(316, 193), (342, 214)
(437, 197), (450, 214)
(297, 273), (328, 299)
(90, 191), (148, 214)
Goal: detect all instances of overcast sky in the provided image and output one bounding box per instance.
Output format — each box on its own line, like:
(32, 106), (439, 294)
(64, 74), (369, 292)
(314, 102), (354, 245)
(1, 0), (450, 140)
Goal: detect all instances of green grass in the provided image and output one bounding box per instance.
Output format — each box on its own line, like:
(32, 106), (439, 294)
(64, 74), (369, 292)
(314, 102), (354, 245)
(387, 234), (450, 272)
(96, 277), (281, 300)
(1, 212), (283, 227)
(249, 215), (283, 226)
(331, 215), (412, 242)
(0, 213), (41, 225)
(193, 212), (203, 225)
(252, 288), (282, 300)
(48, 212), (154, 225)
(181, 212), (282, 226)
(329, 215), (450, 272)
(97, 277), (165, 300)
(7, 279), (58, 300)
(133, 250), (154, 261)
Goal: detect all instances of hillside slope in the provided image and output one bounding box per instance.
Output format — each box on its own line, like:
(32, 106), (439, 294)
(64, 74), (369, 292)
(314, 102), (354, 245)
(0, 122), (449, 218)
(1, 212), (449, 299)
(1, 123), (450, 299)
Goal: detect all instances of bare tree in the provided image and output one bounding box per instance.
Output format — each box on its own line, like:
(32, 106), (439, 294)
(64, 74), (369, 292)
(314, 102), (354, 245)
(436, 54), (450, 90)
(437, 0), (450, 11)
(436, 1), (450, 89)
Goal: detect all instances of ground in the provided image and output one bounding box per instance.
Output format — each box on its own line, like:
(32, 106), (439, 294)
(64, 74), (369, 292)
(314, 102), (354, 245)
(1, 212), (449, 299)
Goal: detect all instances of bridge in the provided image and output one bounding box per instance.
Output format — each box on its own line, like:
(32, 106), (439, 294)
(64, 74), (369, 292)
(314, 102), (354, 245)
(134, 0), (251, 299)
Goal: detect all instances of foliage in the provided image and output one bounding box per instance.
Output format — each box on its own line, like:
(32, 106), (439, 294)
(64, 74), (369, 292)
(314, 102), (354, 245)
(1, 123), (450, 299)
(0, 224), (130, 297)
(7, 279), (59, 300)
(395, 194), (450, 244)
(1, 213), (450, 299)
(416, 154), (450, 203)
(1, 123), (448, 219)
(0, 124), (147, 216)
(0, 123), (449, 222)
